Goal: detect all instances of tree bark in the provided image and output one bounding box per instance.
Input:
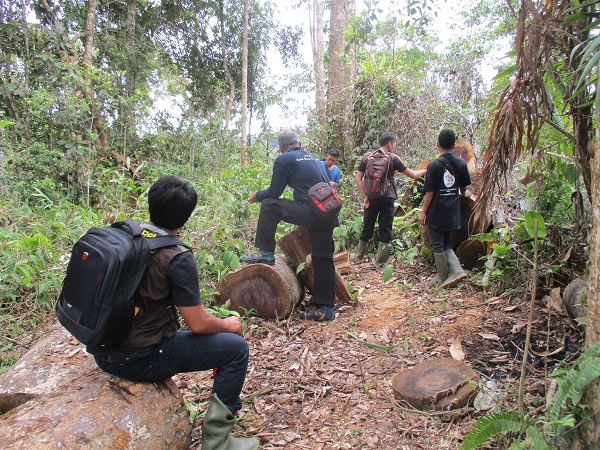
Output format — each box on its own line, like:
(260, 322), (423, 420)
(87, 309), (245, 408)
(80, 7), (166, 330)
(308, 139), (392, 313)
(124, 0), (137, 146)
(240, 0), (249, 166)
(309, 0), (326, 151)
(83, 0), (107, 147)
(219, 0), (235, 132)
(326, 0), (355, 156)
(583, 113), (600, 444)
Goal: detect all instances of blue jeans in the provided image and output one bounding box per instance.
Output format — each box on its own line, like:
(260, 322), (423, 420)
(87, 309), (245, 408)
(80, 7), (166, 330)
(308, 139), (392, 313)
(94, 331), (249, 413)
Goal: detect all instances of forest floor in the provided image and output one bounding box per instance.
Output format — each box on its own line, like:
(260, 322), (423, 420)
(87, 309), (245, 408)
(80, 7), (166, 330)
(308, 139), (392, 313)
(176, 254), (585, 450)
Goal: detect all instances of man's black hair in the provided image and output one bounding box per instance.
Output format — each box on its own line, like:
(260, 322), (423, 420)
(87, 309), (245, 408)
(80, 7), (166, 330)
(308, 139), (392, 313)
(379, 132), (397, 147)
(438, 129), (456, 150)
(327, 148), (340, 158)
(148, 176), (198, 230)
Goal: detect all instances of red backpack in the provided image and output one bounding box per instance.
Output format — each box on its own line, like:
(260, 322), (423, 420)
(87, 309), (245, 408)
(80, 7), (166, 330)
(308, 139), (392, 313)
(363, 150), (392, 199)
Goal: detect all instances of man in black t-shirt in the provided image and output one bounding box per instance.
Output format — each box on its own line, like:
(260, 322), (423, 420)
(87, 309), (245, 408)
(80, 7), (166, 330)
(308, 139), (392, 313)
(91, 176), (258, 450)
(418, 129), (471, 288)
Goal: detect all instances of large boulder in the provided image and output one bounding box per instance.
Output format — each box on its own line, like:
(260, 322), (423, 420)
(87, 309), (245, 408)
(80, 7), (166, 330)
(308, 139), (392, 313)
(0, 324), (192, 449)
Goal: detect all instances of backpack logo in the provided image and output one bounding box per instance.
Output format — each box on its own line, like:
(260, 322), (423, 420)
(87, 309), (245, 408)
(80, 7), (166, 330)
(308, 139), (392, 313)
(364, 150), (392, 199)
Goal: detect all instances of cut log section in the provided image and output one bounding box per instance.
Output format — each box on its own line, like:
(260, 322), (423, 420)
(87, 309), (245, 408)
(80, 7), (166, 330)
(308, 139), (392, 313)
(392, 358), (479, 411)
(278, 227), (353, 305)
(215, 255), (304, 319)
(563, 278), (587, 323)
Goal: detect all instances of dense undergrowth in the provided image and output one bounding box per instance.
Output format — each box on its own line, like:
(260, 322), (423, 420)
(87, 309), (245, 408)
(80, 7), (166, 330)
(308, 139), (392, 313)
(0, 135), (595, 448)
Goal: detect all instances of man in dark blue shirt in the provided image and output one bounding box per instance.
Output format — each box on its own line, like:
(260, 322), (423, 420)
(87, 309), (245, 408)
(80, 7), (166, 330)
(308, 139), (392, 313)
(322, 148), (341, 189)
(241, 131), (339, 321)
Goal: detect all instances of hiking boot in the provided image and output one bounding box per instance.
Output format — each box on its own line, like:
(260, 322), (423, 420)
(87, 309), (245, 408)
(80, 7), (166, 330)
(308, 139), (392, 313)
(240, 250), (275, 265)
(301, 306), (335, 321)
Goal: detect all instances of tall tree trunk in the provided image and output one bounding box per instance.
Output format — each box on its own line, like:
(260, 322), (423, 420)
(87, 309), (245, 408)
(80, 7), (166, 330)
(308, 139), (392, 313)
(240, 0), (248, 166)
(124, 0), (136, 146)
(83, 0), (107, 147)
(220, 0), (235, 132)
(584, 109), (600, 445)
(309, 0), (326, 152)
(20, 0), (31, 142)
(326, 0), (355, 157)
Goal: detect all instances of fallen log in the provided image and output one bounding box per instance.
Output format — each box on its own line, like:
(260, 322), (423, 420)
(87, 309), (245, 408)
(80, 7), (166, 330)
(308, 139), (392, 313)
(215, 255), (305, 319)
(0, 325), (192, 449)
(278, 227), (353, 305)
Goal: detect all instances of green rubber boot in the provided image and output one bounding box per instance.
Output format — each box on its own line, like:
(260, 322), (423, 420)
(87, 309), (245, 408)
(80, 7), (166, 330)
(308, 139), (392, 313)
(375, 242), (391, 267)
(441, 249), (467, 288)
(350, 240), (368, 262)
(433, 252), (449, 285)
(201, 393), (259, 450)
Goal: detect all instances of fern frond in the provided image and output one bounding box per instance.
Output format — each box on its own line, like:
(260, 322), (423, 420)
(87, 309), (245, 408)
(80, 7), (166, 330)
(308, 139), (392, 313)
(461, 411), (530, 450)
(524, 425), (553, 449)
(548, 345), (600, 421)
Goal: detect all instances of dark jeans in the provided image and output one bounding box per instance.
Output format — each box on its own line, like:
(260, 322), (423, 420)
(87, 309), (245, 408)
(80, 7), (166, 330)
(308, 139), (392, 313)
(255, 198), (336, 307)
(428, 227), (452, 253)
(94, 331), (249, 413)
(360, 196), (395, 244)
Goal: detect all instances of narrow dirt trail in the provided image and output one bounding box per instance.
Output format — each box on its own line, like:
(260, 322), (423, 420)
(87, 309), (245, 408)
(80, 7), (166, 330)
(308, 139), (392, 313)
(178, 256), (582, 449)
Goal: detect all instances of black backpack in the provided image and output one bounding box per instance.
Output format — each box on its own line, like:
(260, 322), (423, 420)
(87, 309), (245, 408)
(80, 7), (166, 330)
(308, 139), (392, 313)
(363, 150), (393, 199)
(55, 220), (186, 348)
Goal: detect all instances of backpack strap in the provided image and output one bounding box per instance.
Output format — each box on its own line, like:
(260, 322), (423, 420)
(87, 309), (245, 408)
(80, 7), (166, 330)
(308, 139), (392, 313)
(112, 220), (188, 251)
(310, 153), (331, 184)
(438, 153), (456, 176)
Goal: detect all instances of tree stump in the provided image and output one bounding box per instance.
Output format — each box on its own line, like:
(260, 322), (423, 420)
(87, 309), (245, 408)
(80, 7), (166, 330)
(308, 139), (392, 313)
(391, 359), (479, 411)
(307, 251), (352, 275)
(215, 255), (305, 319)
(563, 278), (587, 323)
(0, 325), (192, 449)
(277, 227), (353, 305)
(455, 238), (488, 271)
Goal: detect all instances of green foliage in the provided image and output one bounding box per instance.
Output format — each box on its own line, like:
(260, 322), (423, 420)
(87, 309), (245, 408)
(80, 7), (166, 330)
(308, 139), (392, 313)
(382, 263), (394, 282)
(461, 341), (600, 450)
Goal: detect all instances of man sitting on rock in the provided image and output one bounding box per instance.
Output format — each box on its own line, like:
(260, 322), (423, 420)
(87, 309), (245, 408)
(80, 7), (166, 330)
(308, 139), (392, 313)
(89, 176), (258, 450)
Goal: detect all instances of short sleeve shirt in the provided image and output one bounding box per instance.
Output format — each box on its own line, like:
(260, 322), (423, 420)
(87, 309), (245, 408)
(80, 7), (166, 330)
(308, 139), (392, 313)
(423, 153), (471, 231)
(321, 161), (341, 184)
(358, 151), (408, 199)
